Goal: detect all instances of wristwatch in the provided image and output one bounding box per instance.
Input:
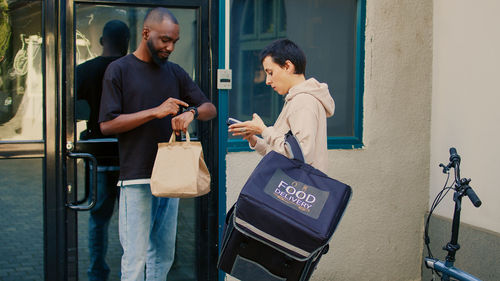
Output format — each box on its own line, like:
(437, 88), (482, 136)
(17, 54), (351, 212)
(186, 106), (199, 119)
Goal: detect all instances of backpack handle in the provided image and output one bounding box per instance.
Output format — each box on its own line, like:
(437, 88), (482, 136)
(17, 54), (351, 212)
(284, 131), (305, 163)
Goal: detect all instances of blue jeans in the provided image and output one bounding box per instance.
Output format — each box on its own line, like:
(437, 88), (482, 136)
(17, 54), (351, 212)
(88, 168), (119, 281)
(119, 183), (179, 281)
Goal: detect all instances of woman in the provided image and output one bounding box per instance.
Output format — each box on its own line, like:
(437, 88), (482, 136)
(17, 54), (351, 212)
(229, 39), (335, 173)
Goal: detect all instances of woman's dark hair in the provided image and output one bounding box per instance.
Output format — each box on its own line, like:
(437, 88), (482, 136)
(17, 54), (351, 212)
(259, 39), (306, 75)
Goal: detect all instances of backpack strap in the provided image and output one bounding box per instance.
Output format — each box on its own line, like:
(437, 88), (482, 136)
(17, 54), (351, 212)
(284, 131), (305, 163)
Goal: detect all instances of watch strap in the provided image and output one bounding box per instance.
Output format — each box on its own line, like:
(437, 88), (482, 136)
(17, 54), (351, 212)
(186, 106), (199, 119)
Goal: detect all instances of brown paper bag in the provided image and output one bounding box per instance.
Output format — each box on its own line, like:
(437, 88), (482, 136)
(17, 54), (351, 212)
(150, 132), (211, 198)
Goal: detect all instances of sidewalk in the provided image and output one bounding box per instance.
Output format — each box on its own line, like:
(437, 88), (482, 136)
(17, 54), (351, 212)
(0, 159), (196, 281)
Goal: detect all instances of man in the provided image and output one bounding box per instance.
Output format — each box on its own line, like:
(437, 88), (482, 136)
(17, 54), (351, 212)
(98, 7), (217, 281)
(76, 19), (130, 281)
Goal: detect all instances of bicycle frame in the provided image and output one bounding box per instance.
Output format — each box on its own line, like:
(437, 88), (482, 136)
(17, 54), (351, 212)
(424, 191), (482, 281)
(424, 148), (482, 281)
(424, 258), (481, 281)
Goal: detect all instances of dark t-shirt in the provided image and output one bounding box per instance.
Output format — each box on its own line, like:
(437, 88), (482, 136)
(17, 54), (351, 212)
(76, 56), (121, 140)
(99, 54), (210, 180)
(76, 56), (122, 167)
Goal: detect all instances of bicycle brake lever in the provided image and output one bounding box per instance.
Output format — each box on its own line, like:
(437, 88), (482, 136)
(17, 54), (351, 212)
(439, 163), (450, 173)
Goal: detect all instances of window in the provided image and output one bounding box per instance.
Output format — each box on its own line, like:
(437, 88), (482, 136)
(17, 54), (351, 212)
(0, 1), (43, 141)
(228, 0), (365, 151)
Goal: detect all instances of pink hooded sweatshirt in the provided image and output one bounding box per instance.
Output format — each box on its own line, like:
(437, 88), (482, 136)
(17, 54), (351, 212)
(252, 78), (335, 173)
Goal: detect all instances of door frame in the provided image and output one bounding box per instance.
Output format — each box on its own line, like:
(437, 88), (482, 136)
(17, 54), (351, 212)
(43, 0), (220, 280)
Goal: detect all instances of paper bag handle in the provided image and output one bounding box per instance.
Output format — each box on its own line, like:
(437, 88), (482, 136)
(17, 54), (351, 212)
(168, 131), (191, 143)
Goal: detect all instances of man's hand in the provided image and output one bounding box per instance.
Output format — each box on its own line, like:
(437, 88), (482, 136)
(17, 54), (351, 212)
(171, 111), (195, 136)
(153, 98), (189, 119)
(100, 98), (189, 136)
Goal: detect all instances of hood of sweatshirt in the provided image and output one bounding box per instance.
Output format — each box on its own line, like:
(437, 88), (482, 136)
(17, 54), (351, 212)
(285, 78), (335, 117)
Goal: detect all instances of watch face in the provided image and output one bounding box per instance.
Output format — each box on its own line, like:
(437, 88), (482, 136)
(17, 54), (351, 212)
(188, 107), (198, 118)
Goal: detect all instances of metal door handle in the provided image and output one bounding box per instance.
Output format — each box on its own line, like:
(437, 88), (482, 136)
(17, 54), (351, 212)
(66, 152), (97, 211)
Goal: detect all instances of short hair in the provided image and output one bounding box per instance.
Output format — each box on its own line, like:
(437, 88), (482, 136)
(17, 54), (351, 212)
(259, 39), (306, 75)
(144, 7), (178, 26)
(102, 20), (130, 52)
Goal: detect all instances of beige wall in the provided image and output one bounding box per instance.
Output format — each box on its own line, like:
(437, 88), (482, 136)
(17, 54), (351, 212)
(225, 0), (433, 280)
(431, 0), (500, 233)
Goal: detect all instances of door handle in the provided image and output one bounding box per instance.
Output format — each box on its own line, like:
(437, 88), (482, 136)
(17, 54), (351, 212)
(66, 152), (97, 211)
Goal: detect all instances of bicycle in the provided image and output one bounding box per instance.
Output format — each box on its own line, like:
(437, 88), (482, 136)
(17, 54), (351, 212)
(424, 147), (482, 281)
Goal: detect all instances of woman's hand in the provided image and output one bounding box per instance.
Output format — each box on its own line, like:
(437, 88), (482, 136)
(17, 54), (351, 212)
(228, 113), (266, 141)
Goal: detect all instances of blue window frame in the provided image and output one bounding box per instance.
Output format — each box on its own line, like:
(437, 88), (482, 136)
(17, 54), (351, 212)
(227, 0), (365, 151)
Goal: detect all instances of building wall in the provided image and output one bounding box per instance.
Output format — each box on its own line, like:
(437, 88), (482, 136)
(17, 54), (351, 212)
(225, 0), (433, 280)
(425, 0), (500, 279)
(431, 0), (500, 234)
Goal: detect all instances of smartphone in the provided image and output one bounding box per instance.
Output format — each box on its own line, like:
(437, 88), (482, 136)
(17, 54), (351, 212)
(226, 117), (242, 125)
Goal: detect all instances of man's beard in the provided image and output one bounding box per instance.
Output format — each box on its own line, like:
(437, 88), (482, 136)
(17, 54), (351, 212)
(147, 39), (169, 66)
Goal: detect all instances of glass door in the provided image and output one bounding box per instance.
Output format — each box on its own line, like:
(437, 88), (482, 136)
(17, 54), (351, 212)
(0, 0), (218, 280)
(62, 1), (218, 280)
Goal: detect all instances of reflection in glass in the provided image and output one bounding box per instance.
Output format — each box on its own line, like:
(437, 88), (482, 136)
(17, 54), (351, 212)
(74, 5), (199, 280)
(278, 0), (286, 33)
(260, 0), (274, 35)
(75, 5), (199, 140)
(241, 1), (255, 36)
(0, 159), (44, 280)
(230, 0), (357, 138)
(0, 1), (43, 140)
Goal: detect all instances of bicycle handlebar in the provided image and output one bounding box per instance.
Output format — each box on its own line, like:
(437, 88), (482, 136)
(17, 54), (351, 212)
(464, 185), (482, 207)
(449, 147), (461, 164)
(425, 147), (483, 280)
(447, 147), (482, 208)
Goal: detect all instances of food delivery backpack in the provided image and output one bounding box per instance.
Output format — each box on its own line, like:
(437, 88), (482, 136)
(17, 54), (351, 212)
(218, 132), (352, 281)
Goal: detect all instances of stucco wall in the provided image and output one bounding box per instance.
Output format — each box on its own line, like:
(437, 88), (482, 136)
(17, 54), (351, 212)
(430, 0), (500, 234)
(225, 0), (433, 280)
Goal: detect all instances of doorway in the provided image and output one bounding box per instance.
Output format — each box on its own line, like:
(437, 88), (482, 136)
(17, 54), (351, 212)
(0, 1), (219, 280)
